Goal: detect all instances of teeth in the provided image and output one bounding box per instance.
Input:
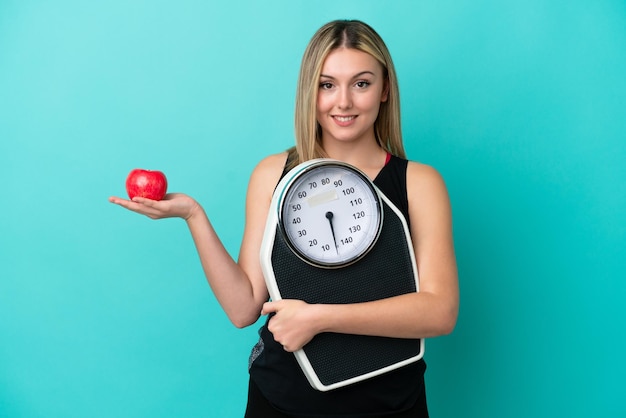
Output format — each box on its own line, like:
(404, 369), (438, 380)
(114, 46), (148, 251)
(335, 116), (355, 122)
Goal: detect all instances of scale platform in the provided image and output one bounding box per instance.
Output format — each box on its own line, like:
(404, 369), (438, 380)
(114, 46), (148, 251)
(261, 187), (424, 391)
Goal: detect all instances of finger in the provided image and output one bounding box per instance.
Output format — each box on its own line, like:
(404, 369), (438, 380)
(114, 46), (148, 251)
(261, 302), (272, 315)
(109, 196), (160, 217)
(132, 196), (158, 205)
(109, 196), (129, 204)
(281, 342), (301, 353)
(261, 301), (279, 315)
(109, 196), (140, 209)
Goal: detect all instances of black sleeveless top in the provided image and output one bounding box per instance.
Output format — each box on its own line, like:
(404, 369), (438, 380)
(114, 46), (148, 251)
(248, 155), (426, 417)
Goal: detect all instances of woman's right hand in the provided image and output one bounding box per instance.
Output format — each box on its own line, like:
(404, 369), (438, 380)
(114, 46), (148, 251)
(108, 193), (200, 221)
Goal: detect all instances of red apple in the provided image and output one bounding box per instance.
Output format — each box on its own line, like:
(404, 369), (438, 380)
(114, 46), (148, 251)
(125, 169), (168, 200)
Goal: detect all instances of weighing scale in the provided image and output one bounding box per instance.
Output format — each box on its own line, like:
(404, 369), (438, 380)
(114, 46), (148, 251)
(260, 159), (423, 391)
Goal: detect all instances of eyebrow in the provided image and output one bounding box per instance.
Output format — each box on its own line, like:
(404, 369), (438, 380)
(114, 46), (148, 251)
(319, 70), (377, 79)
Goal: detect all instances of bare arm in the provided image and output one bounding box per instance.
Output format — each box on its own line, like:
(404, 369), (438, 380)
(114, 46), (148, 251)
(211, 152), (287, 326)
(262, 162), (459, 351)
(109, 152), (287, 328)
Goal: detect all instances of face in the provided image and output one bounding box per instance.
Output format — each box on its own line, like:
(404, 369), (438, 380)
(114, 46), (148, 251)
(316, 48), (388, 147)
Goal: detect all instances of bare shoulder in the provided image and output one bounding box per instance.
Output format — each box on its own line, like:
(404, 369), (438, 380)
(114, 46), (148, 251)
(252, 152), (288, 177)
(406, 161), (452, 219)
(247, 152), (289, 199)
(406, 161), (449, 196)
(254, 152), (289, 172)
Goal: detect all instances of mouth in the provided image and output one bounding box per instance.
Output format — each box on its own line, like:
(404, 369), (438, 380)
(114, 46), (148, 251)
(332, 115), (357, 126)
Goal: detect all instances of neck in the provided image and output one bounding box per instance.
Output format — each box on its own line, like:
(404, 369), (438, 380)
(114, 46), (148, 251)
(321, 141), (388, 179)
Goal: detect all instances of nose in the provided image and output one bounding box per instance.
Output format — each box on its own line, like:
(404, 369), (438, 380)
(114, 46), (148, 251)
(337, 86), (352, 110)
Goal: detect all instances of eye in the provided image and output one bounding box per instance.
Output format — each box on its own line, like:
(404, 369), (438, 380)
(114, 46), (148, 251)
(355, 80), (371, 89)
(319, 82), (334, 90)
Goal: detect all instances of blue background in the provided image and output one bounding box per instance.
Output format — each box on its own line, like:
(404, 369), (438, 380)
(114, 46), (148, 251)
(1, 1), (624, 417)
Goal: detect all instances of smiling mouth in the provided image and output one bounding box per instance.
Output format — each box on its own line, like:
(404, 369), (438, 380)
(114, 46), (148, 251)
(333, 115), (356, 122)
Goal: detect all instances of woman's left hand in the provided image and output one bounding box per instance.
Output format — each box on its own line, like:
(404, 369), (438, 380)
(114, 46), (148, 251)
(261, 300), (322, 352)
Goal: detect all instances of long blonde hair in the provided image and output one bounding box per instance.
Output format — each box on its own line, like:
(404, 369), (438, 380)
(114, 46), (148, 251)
(290, 20), (405, 169)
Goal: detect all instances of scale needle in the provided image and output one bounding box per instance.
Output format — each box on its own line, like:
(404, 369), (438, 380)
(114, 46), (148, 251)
(325, 211), (339, 254)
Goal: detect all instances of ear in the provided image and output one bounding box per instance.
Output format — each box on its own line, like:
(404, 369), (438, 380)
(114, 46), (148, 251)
(381, 78), (390, 103)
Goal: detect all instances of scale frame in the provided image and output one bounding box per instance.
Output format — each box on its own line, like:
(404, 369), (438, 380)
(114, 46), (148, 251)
(260, 158), (424, 391)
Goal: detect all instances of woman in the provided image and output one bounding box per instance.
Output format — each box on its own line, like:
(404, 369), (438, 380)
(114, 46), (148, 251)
(110, 19), (458, 417)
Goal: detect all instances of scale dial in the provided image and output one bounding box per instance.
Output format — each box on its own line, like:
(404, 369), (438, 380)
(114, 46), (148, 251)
(279, 160), (383, 268)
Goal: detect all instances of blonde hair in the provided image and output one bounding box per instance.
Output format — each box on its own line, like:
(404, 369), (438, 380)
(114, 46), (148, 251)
(290, 20), (405, 169)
